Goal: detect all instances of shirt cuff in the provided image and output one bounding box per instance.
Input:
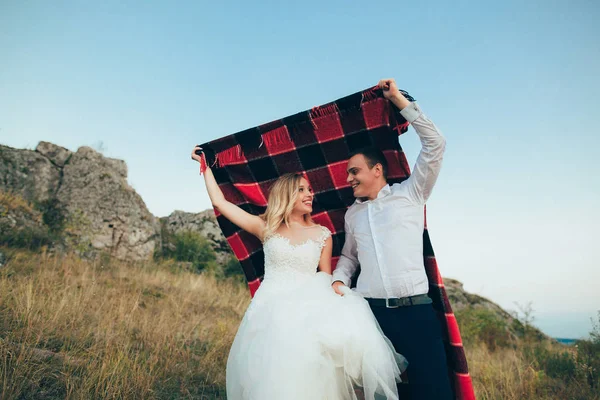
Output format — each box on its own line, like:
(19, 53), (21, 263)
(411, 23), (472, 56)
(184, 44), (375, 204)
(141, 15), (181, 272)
(399, 102), (422, 124)
(331, 271), (351, 287)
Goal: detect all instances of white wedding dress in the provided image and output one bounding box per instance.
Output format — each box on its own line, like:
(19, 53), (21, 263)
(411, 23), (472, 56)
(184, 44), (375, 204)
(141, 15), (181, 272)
(226, 226), (407, 400)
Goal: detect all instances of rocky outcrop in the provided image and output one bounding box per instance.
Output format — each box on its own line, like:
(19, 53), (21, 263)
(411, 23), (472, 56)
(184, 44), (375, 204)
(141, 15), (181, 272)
(55, 146), (159, 260)
(160, 209), (232, 262)
(0, 143), (61, 203)
(444, 278), (516, 318)
(0, 142), (159, 260)
(36, 141), (72, 168)
(444, 278), (547, 341)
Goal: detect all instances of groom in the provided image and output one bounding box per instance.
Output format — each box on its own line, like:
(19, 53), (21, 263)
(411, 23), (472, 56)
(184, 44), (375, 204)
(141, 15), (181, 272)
(332, 79), (453, 399)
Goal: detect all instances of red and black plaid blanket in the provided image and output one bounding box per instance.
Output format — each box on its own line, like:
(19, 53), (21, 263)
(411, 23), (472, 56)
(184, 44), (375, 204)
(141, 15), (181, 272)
(199, 87), (476, 400)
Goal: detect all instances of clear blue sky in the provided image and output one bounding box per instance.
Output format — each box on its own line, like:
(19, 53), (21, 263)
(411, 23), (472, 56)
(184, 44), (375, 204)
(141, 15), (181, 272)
(1, 0), (599, 338)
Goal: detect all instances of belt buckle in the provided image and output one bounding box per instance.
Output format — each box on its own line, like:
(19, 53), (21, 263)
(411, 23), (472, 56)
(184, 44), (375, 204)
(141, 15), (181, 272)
(385, 298), (400, 309)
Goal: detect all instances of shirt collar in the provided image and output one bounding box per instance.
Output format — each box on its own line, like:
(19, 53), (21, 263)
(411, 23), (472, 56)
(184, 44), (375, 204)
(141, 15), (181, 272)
(355, 184), (391, 204)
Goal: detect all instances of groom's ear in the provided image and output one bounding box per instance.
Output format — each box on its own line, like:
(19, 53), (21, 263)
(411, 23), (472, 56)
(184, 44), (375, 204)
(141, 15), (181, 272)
(374, 163), (383, 177)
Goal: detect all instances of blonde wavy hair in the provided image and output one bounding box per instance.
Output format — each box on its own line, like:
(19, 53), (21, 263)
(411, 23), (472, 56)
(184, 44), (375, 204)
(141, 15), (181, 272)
(261, 173), (314, 238)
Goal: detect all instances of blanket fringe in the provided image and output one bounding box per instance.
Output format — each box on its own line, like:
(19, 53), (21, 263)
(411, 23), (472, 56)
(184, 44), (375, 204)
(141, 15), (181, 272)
(199, 152), (208, 174)
(360, 86), (380, 107)
(310, 103), (340, 130)
(262, 125), (292, 147)
(310, 103), (340, 119)
(393, 121), (410, 135)
(215, 144), (243, 167)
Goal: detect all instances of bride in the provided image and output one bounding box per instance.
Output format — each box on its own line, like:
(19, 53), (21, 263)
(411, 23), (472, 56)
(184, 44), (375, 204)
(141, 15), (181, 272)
(192, 147), (407, 400)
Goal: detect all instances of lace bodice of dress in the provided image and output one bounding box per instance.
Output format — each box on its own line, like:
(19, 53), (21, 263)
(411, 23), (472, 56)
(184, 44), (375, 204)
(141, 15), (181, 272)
(262, 226), (331, 284)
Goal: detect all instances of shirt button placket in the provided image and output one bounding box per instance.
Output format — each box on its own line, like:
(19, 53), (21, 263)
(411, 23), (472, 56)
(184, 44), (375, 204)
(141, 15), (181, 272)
(371, 202), (393, 297)
(368, 203), (378, 270)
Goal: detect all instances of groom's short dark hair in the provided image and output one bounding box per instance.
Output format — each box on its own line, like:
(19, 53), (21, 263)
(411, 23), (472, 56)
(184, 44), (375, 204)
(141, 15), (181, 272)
(349, 147), (388, 181)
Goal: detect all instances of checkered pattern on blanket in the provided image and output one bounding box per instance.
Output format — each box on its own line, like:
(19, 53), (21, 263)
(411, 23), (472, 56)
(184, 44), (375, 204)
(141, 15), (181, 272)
(199, 86), (475, 400)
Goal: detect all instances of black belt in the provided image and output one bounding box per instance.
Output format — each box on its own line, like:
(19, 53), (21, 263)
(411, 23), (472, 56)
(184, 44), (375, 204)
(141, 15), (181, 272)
(365, 294), (432, 308)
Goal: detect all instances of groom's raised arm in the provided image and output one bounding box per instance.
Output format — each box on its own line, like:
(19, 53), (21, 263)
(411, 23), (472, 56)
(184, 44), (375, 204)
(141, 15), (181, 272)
(395, 102), (446, 205)
(332, 218), (359, 288)
(381, 79), (446, 205)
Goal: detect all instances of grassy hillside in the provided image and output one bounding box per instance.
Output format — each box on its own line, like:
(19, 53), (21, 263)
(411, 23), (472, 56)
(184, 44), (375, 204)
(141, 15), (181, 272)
(0, 248), (598, 399)
(0, 248), (249, 399)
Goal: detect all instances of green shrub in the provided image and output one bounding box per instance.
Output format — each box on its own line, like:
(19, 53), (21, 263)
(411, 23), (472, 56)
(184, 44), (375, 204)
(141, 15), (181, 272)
(545, 350), (577, 380)
(36, 198), (66, 234)
(455, 308), (512, 351)
(576, 311), (600, 390)
(161, 231), (218, 273)
(0, 225), (53, 249)
(521, 312), (600, 392)
(221, 256), (246, 283)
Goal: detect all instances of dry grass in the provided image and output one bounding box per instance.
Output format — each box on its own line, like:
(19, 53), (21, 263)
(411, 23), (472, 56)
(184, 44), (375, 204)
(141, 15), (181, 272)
(0, 247), (597, 399)
(469, 343), (545, 399)
(466, 342), (597, 400)
(0, 248), (250, 399)
(0, 191), (38, 216)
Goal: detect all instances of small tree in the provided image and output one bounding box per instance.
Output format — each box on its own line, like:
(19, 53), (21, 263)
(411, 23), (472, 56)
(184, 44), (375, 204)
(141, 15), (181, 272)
(513, 301), (540, 343)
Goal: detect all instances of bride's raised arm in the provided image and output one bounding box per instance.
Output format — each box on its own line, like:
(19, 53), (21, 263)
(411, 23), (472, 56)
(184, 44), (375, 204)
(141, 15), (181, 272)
(192, 146), (265, 240)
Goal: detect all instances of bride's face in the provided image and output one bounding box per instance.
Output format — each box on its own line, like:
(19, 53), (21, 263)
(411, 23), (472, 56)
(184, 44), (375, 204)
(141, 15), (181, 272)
(292, 177), (314, 214)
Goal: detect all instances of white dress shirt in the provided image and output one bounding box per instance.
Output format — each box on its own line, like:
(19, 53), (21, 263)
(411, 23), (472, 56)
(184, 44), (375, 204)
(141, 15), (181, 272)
(332, 102), (446, 299)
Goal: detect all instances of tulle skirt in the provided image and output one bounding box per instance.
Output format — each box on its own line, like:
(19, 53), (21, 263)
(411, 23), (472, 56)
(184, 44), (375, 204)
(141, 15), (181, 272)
(226, 272), (407, 400)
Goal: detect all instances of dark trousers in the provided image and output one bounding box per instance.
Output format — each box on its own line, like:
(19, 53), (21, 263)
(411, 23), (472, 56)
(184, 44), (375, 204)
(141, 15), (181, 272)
(370, 303), (454, 400)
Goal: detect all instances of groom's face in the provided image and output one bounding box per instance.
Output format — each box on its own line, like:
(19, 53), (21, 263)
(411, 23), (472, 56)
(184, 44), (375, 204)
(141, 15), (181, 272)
(346, 154), (379, 198)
